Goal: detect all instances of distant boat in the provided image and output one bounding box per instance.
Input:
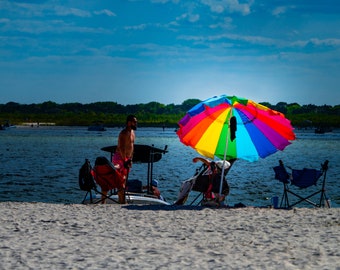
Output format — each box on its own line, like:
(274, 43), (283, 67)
(315, 127), (332, 134)
(88, 123), (106, 131)
(1, 120), (16, 130)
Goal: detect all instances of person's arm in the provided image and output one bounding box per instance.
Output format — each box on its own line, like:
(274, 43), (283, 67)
(193, 157), (211, 166)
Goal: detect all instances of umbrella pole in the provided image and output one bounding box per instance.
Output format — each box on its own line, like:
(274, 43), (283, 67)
(219, 116), (236, 197)
(219, 127), (229, 196)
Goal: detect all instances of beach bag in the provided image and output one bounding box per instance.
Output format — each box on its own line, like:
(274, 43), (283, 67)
(79, 159), (96, 191)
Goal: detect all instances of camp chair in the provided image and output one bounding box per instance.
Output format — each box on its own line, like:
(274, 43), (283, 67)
(273, 160), (330, 209)
(91, 156), (127, 204)
(175, 162), (211, 206)
(79, 157), (124, 204)
(175, 158), (235, 206)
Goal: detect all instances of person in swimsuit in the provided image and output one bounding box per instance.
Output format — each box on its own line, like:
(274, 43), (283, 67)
(112, 114), (137, 203)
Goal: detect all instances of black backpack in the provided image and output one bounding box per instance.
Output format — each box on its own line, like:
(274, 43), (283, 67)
(79, 159), (96, 191)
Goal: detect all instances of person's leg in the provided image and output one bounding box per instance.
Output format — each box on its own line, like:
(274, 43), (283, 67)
(113, 153), (128, 204)
(101, 190), (108, 204)
(117, 188), (126, 204)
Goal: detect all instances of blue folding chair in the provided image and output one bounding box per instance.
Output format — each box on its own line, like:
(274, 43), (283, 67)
(273, 160), (330, 209)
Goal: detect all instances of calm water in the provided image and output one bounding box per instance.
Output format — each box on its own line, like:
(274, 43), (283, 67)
(0, 126), (339, 207)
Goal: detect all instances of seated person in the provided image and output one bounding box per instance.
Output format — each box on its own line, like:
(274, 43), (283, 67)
(151, 179), (161, 198)
(143, 179), (161, 199)
(193, 157), (235, 206)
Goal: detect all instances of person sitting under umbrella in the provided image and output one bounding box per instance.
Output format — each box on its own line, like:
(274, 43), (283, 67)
(193, 157), (235, 207)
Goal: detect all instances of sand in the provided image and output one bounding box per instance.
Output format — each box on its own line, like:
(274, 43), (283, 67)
(0, 202), (339, 270)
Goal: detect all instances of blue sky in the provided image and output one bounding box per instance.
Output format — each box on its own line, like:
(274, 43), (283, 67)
(0, 0), (339, 106)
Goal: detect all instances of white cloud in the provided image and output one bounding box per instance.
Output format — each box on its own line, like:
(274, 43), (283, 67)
(292, 38), (340, 48)
(94, 9), (116, 17)
(176, 13), (200, 23)
(0, 18), (10, 23)
(209, 17), (233, 29)
(272, 5), (296, 17)
(201, 0), (252, 15)
(53, 6), (91, 17)
(124, 24), (148, 30)
(0, 1), (92, 18)
(272, 6), (287, 16)
(178, 33), (277, 47)
(151, 0), (180, 3)
(188, 13), (200, 23)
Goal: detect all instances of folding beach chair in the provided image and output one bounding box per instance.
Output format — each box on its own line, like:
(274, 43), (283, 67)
(175, 158), (235, 206)
(79, 157), (122, 204)
(273, 160), (330, 209)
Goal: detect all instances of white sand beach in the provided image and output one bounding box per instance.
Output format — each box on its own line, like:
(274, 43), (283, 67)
(0, 202), (339, 270)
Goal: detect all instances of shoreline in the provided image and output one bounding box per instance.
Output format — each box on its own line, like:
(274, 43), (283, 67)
(0, 202), (339, 269)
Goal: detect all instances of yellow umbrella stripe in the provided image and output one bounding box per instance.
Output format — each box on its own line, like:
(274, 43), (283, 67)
(195, 108), (231, 159)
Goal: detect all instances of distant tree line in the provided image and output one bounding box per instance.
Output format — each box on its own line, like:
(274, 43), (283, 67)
(0, 100), (339, 128)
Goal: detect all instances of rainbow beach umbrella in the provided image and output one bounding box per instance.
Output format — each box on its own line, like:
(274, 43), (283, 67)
(177, 95), (296, 162)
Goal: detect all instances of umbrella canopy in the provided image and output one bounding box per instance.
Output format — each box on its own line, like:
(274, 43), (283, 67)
(177, 95), (296, 162)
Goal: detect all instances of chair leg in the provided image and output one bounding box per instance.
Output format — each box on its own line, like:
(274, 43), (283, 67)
(319, 171), (330, 208)
(82, 189), (119, 204)
(286, 189), (322, 208)
(190, 193), (203, 206)
(94, 189), (119, 204)
(319, 190), (331, 208)
(280, 184), (290, 209)
(81, 190), (98, 204)
(81, 191), (90, 204)
(325, 197), (331, 208)
(280, 191), (285, 208)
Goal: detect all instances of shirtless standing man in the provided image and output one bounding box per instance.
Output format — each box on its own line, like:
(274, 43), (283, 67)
(112, 114), (137, 204)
